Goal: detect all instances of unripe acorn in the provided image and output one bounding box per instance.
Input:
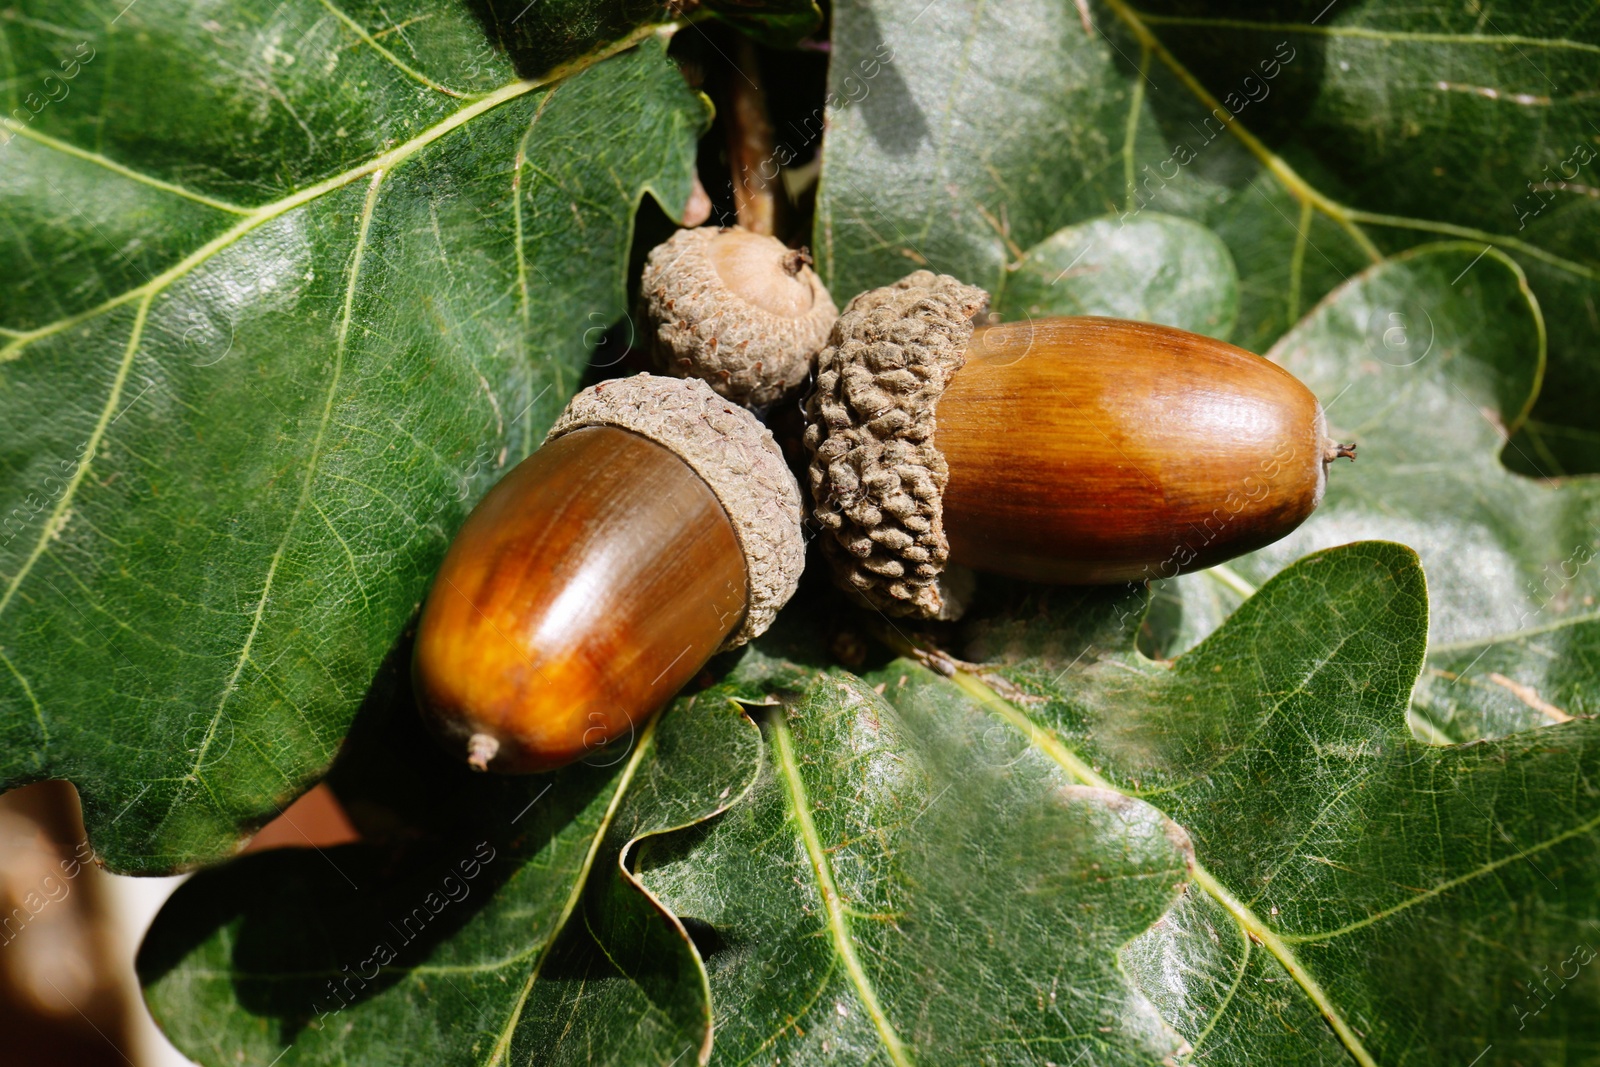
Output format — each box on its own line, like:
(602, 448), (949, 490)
(803, 272), (1355, 618)
(414, 375), (805, 773)
(640, 226), (838, 408)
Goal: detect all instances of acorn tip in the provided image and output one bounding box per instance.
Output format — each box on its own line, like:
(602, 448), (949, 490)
(466, 733), (499, 772)
(1325, 441), (1357, 463)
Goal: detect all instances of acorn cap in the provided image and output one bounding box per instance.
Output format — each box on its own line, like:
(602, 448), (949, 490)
(640, 227), (839, 408)
(803, 271), (990, 619)
(547, 374), (805, 646)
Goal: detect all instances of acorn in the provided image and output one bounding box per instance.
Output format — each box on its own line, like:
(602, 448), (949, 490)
(413, 375), (805, 773)
(639, 226), (838, 408)
(803, 272), (1355, 618)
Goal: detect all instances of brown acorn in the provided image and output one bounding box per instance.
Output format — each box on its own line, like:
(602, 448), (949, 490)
(414, 375), (805, 773)
(640, 227), (838, 408)
(803, 272), (1354, 618)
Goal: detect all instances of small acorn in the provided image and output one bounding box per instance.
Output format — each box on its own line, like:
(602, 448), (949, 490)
(413, 375), (805, 773)
(640, 226), (838, 408)
(803, 272), (1355, 618)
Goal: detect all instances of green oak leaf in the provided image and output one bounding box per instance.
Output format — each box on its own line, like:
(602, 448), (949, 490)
(0, 2), (707, 872)
(994, 213), (1240, 339)
(637, 675), (1196, 1065)
(139, 651), (766, 1067)
(584, 541), (1600, 1066)
(959, 541), (1600, 1064)
(816, 0), (1600, 473)
(815, 0), (1133, 303)
(1153, 245), (1600, 744)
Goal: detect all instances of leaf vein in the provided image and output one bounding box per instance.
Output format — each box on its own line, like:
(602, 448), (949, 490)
(482, 716), (661, 1066)
(926, 656), (1380, 1067)
(0, 645), (46, 748)
(178, 168), (387, 816)
(0, 22), (666, 361)
(0, 291), (150, 624)
(1136, 15), (1600, 57)
(1109, 2), (1600, 282)
(1283, 799), (1600, 943)
(0, 120), (251, 213)
(771, 711), (914, 1067)
(315, 0), (474, 99)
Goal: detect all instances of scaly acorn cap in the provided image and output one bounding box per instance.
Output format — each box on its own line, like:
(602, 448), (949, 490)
(802, 271), (990, 619)
(547, 374), (805, 646)
(640, 227), (839, 408)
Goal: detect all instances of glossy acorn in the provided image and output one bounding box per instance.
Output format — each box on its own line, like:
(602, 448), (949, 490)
(803, 272), (1354, 618)
(413, 375), (804, 773)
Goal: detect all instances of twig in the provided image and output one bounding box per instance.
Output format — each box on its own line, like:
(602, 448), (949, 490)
(725, 37), (778, 235)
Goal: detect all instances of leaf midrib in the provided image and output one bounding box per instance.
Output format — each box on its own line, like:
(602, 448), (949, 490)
(1187, 862), (1377, 1067)
(1104, 0), (1600, 283)
(771, 709), (914, 1067)
(0, 20), (667, 362)
(979, 640), (1600, 1061)
(934, 660), (1380, 1067)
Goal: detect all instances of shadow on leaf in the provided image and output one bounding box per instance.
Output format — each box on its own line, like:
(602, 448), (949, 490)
(137, 624), (619, 1044)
